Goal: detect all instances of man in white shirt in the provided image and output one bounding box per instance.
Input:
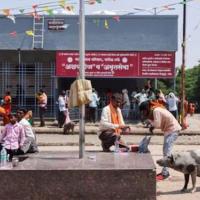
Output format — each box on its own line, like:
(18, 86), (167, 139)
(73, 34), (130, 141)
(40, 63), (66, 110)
(166, 92), (179, 119)
(89, 89), (100, 123)
(16, 109), (38, 153)
(99, 93), (130, 152)
(134, 89), (148, 106)
(37, 89), (47, 127)
(58, 90), (68, 128)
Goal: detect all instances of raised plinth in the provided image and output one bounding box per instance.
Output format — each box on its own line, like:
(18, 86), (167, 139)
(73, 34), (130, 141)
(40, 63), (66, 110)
(0, 152), (156, 200)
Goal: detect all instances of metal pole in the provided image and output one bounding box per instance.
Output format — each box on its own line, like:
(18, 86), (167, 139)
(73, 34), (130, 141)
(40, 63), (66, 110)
(18, 49), (21, 105)
(79, 0), (85, 158)
(181, 0), (186, 126)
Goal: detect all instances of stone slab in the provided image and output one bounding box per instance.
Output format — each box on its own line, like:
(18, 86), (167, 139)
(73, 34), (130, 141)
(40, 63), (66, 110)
(0, 152), (156, 200)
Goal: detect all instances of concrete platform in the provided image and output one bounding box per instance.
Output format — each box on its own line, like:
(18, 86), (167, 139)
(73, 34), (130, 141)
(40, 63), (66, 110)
(0, 152), (156, 200)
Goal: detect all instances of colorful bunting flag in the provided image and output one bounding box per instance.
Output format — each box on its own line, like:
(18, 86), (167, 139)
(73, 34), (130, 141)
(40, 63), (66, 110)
(32, 4), (38, 9)
(65, 5), (74, 12)
(88, 0), (96, 5)
(62, 24), (70, 29)
(19, 9), (25, 14)
(113, 16), (120, 22)
(96, 0), (102, 3)
(104, 19), (109, 29)
(26, 30), (34, 37)
(43, 7), (54, 15)
(59, 0), (66, 8)
(9, 31), (17, 37)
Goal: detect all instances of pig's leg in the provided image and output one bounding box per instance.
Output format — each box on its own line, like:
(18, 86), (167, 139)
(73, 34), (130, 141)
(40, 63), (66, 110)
(181, 174), (189, 192)
(190, 167), (197, 193)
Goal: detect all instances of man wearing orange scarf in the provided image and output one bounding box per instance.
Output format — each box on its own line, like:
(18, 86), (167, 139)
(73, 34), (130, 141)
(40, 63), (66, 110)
(99, 93), (130, 152)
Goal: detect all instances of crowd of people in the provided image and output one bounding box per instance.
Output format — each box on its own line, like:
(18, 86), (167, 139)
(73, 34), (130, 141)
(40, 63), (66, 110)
(0, 84), (198, 179)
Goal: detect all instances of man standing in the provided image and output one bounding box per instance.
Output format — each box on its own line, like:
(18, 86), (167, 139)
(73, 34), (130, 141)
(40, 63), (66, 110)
(99, 93), (130, 152)
(139, 101), (181, 180)
(88, 88), (100, 123)
(37, 89), (47, 127)
(166, 92), (179, 119)
(58, 90), (68, 128)
(16, 109), (38, 154)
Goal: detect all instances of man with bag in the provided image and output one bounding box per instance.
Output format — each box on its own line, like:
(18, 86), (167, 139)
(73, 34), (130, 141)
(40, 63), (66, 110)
(98, 93), (130, 152)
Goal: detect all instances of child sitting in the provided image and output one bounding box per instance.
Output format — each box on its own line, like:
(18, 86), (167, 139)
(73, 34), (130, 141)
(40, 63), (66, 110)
(0, 114), (25, 160)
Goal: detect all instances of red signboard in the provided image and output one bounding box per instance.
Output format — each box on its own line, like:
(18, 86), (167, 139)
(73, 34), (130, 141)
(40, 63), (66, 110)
(56, 51), (175, 78)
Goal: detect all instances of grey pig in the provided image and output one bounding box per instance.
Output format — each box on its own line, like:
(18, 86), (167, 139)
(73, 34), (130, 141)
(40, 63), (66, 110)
(157, 150), (200, 193)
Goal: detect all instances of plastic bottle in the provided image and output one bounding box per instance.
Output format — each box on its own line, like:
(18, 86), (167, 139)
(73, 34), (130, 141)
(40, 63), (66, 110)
(114, 138), (120, 153)
(0, 147), (7, 167)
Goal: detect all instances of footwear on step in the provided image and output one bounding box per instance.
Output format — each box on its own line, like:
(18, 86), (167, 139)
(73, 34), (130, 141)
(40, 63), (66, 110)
(156, 173), (170, 181)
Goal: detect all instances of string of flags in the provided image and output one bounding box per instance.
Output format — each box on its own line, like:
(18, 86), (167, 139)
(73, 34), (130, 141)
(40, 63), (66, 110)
(0, 0), (196, 17)
(1, 0), (199, 37)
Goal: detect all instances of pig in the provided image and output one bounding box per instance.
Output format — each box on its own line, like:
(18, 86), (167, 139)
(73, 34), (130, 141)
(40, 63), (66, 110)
(157, 150), (200, 193)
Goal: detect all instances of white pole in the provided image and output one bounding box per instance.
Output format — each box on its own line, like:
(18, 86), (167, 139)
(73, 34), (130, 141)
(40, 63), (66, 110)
(79, 0), (85, 158)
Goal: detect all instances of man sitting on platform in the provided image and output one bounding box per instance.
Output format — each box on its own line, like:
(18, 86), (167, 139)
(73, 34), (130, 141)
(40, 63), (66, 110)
(16, 109), (38, 154)
(99, 93), (130, 152)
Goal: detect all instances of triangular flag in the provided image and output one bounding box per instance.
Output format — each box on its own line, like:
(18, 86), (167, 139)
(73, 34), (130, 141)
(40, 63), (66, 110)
(3, 9), (10, 16)
(104, 19), (109, 29)
(47, 9), (54, 16)
(32, 4), (38, 9)
(65, 5), (74, 12)
(88, 0), (96, 5)
(96, 0), (102, 3)
(9, 31), (17, 37)
(163, 6), (175, 11)
(43, 7), (54, 15)
(59, 0), (66, 8)
(26, 30), (34, 36)
(7, 15), (16, 24)
(62, 24), (70, 29)
(113, 16), (120, 22)
(19, 9), (25, 14)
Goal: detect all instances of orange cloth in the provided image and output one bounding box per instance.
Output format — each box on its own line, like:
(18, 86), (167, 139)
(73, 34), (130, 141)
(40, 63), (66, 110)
(150, 99), (166, 110)
(3, 95), (12, 114)
(0, 106), (6, 116)
(109, 103), (122, 134)
(0, 106), (9, 125)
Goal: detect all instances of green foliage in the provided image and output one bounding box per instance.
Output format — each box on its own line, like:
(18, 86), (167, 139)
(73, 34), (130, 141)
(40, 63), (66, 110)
(156, 64), (200, 103)
(157, 79), (174, 95)
(176, 65), (200, 102)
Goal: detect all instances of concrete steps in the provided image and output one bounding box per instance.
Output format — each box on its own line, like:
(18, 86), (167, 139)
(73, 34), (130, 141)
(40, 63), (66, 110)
(36, 134), (200, 147)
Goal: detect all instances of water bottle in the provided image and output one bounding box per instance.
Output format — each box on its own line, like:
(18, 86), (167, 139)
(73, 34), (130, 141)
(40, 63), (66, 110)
(114, 138), (120, 153)
(0, 147), (7, 167)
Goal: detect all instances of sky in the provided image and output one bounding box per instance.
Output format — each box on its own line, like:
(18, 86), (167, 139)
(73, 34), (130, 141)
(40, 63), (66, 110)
(0, 0), (200, 68)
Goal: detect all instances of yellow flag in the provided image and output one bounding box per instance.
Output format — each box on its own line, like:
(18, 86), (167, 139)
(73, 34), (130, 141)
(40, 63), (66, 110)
(59, 0), (66, 8)
(26, 30), (34, 36)
(104, 19), (109, 29)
